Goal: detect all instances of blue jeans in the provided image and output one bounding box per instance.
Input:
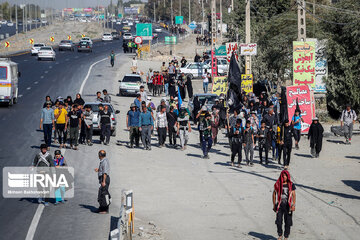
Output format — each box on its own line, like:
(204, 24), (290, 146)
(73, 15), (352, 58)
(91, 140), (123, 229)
(203, 82), (209, 93)
(43, 123), (53, 146)
(201, 136), (213, 156)
(55, 186), (65, 202)
(165, 83), (169, 96)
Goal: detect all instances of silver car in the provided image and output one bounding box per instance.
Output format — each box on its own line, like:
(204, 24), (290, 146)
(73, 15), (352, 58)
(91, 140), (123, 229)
(118, 74), (145, 96)
(58, 40), (75, 51)
(84, 102), (120, 136)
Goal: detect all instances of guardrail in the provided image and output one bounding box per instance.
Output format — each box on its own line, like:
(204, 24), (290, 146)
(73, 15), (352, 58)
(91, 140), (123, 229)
(110, 190), (134, 240)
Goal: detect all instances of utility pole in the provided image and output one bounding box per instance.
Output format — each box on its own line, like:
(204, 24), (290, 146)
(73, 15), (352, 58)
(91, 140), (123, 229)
(29, 4), (31, 31)
(15, 4), (18, 35)
(211, 0), (217, 77)
(188, 0), (191, 23)
(220, 0), (223, 42)
(297, 0), (306, 41)
(231, 0), (234, 11)
(171, 0), (173, 25)
(22, 5), (25, 32)
(245, 0), (251, 75)
(201, 0), (204, 35)
(179, 0), (181, 16)
(153, 1), (156, 22)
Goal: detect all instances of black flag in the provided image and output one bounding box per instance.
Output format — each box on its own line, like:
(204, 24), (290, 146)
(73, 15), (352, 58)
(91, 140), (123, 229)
(279, 86), (288, 124)
(227, 53), (242, 111)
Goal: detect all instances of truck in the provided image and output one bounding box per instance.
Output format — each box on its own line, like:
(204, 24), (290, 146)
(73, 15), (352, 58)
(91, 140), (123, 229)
(0, 58), (20, 106)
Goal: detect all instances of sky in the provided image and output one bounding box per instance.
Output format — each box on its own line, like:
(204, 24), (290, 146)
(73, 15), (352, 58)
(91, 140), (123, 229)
(2, 0), (147, 9)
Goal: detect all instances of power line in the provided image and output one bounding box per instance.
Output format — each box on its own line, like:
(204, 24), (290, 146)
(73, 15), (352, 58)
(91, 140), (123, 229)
(304, 1), (360, 16)
(298, 2), (360, 26)
(250, 2), (297, 20)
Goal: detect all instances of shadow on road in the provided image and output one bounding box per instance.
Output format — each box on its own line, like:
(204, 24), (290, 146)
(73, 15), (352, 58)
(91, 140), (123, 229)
(326, 139), (345, 144)
(345, 156), (360, 160)
(248, 231), (277, 240)
(342, 180), (360, 192)
(294, 153), (313, 158)
(79, 204), (98, 213)
(186, 153), (203, 158)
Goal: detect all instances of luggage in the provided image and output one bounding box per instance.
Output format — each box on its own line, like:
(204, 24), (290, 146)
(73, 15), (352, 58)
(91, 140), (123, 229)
(330, 125), (344, 137)
(98, 186), (111, 208)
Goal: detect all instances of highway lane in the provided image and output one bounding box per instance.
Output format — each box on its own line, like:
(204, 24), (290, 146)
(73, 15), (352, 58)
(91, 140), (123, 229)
(0, 25), (169, 240)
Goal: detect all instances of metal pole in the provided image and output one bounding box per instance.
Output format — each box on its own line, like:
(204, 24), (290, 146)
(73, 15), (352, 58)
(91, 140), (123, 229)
(297, 0), (306, 41)
(29, 4), (31, 31)
(25, 4), (27, 33)
(179, 0), (181, 16)
(220, 0), (223, 41)
(188, 0), (190, 24)
(15, 3), (18, 35)
(171, 0), (173, 25)
(22, 5), (25, 32)
(154, 1), (156, 22)
(201, 0), (204, 35)
(245, 0), (251, 75)
(231, 0), (234, 11)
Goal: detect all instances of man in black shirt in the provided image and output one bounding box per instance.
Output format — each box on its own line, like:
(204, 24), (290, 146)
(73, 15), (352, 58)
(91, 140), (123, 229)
(166, 106), (178, 147)
(280, 120), (294, 169)
(229, 119), (243, 167)
(180, 56), (187, 67)
(99, 104), (112, 145)
(264, 108), (278, 159)
(68, 104), (82, 150)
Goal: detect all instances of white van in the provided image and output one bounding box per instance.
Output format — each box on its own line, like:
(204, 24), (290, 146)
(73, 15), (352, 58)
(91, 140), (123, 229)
(0, 58), (20, 106)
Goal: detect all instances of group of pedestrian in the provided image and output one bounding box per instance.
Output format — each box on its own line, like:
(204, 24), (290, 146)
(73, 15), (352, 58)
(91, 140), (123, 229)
(39, 90), (113, 151)
(122, 40), (138, 54)
(196, 35), (211, 46)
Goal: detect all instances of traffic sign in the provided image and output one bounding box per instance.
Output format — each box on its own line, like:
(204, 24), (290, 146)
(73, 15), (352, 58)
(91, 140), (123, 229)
(175, 16), (183, 25)
(99, 15), (104, 20)
(29, 38), (34, 45)
(67, 35), (71, 40)
(215, 45), (226, 56)
(188, 22), (197, 30)
(50, 36), (54, 42)
(134, 36), (143, 45)
(118, 14), (122, 18)
(165, 36), (177, 45)
(136, 23), (152, 37)
(81, 34), (85, 38)
(5, 41), (10, 48)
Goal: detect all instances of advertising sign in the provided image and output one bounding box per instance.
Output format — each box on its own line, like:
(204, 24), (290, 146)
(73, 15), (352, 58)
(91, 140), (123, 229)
(240, 43), (257, 56)
(124, 7), (139, 15)
(226, 42), (239, 63)
(293, 41), (316, 89)
(175, 16), (183, 25)
(286, 85), (315, 133)
(315, 39), (327, 93)
(215, 45), (226, 56)
(241, 74), (253, 93)
(211, 76), (228, 96)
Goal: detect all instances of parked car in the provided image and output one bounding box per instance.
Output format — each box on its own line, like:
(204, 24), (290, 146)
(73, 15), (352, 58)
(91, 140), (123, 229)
(58, 40), (75, 51)
(7, 22), (14, 27)
(0, 20), (7, 25)
(31, 43), (46, 55)
(0, 58), (20, 106)
(179, 62), (214, 79)
(116, 21), (121, 25)
(187, 93), (218, 120)
(41, 19), (47, 24)
(111, 31), (120, 40)
(204, 58), (229, 74)
(102, 33), (113, 41)
(77, 41), (92, 52)
(118, 74), (144, 96)
(37, 46), (56, 61)
(84, 102), (120, 136)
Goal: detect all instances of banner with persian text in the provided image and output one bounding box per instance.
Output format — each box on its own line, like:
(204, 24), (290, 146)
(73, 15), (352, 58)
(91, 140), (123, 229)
(286, 85), (315, 134)
(293, 41), (316, 89)
(211, 76), (228, 96)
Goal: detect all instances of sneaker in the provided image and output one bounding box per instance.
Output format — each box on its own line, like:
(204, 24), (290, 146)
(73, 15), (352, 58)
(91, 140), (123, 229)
(73, 146), (78, 150)
(88, 142), (93, 146)
(54, 201), (60, 205)
(148, 146), (151, 150)
(237, 164), (242, 168)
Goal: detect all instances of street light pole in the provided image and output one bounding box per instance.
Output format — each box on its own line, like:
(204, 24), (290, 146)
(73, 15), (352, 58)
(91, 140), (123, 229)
(171, 0), (173, 25)
(15, 3), (18, 35)
(201, 0), (204, 35)
(245, 0), (251, 75)
(179, 0), (181, 16)
(188, 0), (190, 24)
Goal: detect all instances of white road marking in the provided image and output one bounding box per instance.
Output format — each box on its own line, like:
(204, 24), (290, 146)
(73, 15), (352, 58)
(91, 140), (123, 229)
(25, 205), (44, 240)
(44, 71), (48, 74)
(24, 59), (28, 62)
(26, 87), (31, 90)
(40, 76), (44, 79)
(49, 66), (52, 69)
(34, 81), (38, 84)
(18, 94), (23, 98)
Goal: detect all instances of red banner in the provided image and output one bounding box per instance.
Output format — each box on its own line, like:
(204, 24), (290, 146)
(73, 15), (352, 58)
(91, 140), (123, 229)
(286, 85), (315, 134)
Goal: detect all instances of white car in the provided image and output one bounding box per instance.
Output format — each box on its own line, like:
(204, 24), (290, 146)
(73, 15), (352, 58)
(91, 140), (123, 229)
(128, 22), (134, 26)
(7, 22), (14, 27)
(204, 58), (229, 74)
(154, 28), (162, 33)
(41, 19), (47, 24)
(123, 33), (133, 40)
(111, 19), (117, 23)
(0, 20), (7, 24)
(79, 18), (87, 23)
(31, 43), (46, 55)
(81, 37), (93, 45)
(116, 21), (121, 25)
(102, 33), (113, 41)
(179, 62), (224, 79)
(37, 46), (56, 61)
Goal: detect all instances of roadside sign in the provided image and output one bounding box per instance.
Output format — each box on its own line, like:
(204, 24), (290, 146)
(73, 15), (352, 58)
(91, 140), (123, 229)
(240, 43), (257, 56)
(188, 22), (197, 30)
(215, 45), (226, 56)
(118, 13), (122, 18)
(136, 23), (152, 37)
(67, 35), (71, 40)
(241, 74), (253, 93)
(29, 38), (34, 45)
(5, 41), (10, 48)
(175, 16), (183, 25)
(165, 36), (177, 45)
(134, 36), (143, 45)
(50, 36), (54, 42)
(81, 34), (85, 38)
(99, 15), (104, 20)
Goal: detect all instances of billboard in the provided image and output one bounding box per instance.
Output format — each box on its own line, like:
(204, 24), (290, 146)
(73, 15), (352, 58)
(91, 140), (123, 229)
(286, 85), (315, 134)
(226, 42), (239, 63)
(124, 7), (139, 14)
(175, 16), (183, 24)
(211, 77), (228, 96)
(241, 74), (253, 93)
(240, 43), (257, 56)
(293, 41), (316, 89)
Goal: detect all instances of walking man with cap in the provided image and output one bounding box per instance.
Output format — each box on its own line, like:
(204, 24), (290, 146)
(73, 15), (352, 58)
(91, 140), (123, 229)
(127, 103), (141, 148)
(341, 104), (357, 145)
(94, 150), (111, 214)
(40, 101), (55, 150)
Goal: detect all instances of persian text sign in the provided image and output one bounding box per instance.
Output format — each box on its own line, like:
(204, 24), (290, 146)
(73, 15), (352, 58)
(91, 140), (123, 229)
(226, 42), (239, 63)
(240, 43), (257, 56)
(286, 85), (315, 133)
(315, 39), (327, 93)
(211, 77), (228, 96)
(293, 41), (316, 89)
(241, 74), (253, 93)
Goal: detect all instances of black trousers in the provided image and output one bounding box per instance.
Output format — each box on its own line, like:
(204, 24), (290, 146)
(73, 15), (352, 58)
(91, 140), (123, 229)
(293, 129), (301, 142)
(277, 144), (283, 163)
(231, 141), (242, 164)
(276, 202), (293, 238)
(310, 139), (322, 154)
(56, 123), (66, 144)
(43, 123), (53, 146)
(283, 144), (292, 166)
(101, 124), (111, 144)
(168, 127), (177, 145)
(158, 127), (167, 145)
(259, 144), (269, 163)
(85, 125), (93, 143)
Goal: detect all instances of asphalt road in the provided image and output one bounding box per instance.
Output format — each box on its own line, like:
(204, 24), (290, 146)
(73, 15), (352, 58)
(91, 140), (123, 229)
(0, 24), (169, 240)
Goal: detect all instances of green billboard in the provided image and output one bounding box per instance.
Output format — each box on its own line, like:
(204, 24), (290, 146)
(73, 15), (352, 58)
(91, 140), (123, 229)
(215, 45), (226, 56)
(136, 23), (152, 37)
(175, 16), (183, 25)
(165, 36), (177, 45)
